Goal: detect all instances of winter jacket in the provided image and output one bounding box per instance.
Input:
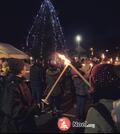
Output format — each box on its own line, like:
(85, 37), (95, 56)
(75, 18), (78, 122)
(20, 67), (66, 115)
(72, 75), (88, 96)
(46, 68), (62, 96)
(1, 76), (36, 133)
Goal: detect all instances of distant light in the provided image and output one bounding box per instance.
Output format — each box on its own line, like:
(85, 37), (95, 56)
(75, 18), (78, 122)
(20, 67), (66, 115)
(30, 57), (33, 60)
(115, 61), (118, 65)
(91, 52), (94, 56)
(74, 56), (79, 61)
(105, 50), (109, 52)
(115, 57), (119, 62)
(82, 63), (86, 67)
(90, 48), (93, 51)
(101, 53), (105, 59)
(74, 56), (78, 60)
(89, 63), (93, 67)
(75, 35), (82, 43)
(110, 58), (113, 63)
(107, 61), (111, 64)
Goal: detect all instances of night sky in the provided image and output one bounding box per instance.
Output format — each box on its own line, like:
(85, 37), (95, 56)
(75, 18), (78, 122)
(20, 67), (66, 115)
(0, 0), (120, 51)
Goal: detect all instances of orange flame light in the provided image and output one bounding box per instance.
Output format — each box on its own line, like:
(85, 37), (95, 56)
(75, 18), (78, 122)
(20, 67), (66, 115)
(89, 63), (93, 68)
(101, 53), (105, 59)
(57, 53), (71, 65)
(42, 53), (91, 105)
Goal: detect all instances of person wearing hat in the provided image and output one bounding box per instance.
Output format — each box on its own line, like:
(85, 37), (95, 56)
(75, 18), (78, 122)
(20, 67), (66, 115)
(85, 64), (120, 133)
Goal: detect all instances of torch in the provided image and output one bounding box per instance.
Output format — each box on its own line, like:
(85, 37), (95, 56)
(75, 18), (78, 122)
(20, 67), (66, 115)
(57, 54), (91, 87)
(42, 54), (70, 105)
(42, 53), (91, 105)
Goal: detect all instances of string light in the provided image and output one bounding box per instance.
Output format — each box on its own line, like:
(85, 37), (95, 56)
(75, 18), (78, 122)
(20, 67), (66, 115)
(26, 0), (65, 58)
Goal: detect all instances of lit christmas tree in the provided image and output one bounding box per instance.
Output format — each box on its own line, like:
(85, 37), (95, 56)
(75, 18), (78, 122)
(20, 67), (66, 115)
(26, 0), (65, 59)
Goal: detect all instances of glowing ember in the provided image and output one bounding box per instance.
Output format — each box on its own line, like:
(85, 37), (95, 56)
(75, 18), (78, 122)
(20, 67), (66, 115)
(57, 53), (71, 65)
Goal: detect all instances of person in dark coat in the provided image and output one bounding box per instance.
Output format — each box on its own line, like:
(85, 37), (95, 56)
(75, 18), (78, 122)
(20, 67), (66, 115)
(1, 59), (38, 133)
(72, 66), (89, 120)
(30, 59), (44, 108)
(46, 61), (62, 114)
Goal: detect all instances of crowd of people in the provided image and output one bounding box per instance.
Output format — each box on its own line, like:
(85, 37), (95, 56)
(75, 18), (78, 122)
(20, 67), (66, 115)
(0, 56), (120, 133)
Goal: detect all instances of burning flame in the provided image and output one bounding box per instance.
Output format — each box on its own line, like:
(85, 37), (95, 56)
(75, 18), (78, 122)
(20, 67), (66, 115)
(82, 63), (86, 67)
(116, 57), (119, 62)
(107, 61), (111, 64)
(101, 53), (105, 59)
(89, 63), (93, 67)
(110, 58), (113, 63)
(57, 53), (71, 65)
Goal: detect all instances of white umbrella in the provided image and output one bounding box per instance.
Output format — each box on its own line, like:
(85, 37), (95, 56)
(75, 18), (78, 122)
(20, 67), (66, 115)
(0, 42), (29, 59)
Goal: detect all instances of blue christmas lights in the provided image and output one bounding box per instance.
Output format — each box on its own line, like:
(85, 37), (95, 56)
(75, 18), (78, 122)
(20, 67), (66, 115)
(26, 0), (65, 59)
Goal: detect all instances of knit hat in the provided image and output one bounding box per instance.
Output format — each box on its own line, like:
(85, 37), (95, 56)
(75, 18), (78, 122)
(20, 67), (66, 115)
(89, 64), (120, 90)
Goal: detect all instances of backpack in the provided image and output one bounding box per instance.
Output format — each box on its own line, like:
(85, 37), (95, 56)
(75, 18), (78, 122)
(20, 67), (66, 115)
(91, 103), (118, 133)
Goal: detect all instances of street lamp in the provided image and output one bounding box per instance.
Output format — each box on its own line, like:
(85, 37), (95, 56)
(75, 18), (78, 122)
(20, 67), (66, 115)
(105, 49), (109, 52)
(75, 35), (82, 52)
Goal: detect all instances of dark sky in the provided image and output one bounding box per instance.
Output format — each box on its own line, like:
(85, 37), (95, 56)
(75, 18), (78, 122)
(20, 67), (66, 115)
(0, 0), (120, 50)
